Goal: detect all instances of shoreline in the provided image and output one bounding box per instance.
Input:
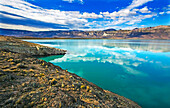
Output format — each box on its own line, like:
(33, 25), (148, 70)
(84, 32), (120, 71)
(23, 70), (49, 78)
(0, 36), (66, 56)
(0, 36), (141, 107)
(19, 37), (169, 40)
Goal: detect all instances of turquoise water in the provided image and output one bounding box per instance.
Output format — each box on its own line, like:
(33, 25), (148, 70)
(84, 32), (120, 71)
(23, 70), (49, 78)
(25, 39), (170, 108)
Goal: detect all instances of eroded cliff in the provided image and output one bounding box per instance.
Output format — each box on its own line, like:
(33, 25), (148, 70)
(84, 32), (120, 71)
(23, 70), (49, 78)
(0, 36), (66, 56)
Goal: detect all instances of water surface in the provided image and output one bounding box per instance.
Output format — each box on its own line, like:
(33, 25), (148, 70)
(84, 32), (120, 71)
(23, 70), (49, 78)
(25, 39), (170, 108)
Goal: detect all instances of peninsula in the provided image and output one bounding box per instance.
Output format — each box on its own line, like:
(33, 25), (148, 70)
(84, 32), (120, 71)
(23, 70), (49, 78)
(0, 36), (141, 107)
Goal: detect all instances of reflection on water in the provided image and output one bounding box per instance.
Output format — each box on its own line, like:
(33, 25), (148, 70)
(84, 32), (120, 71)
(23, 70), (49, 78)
(39, 55), (64, 62)
(25, 39), (170, 108)
(103, 40), (170, 52)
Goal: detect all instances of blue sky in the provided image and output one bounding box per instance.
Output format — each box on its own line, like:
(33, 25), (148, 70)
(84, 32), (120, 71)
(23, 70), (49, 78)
(0, 0), (169, 31)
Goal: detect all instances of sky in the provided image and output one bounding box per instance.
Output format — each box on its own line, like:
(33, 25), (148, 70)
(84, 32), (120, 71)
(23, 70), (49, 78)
(0, 0), (169, 31)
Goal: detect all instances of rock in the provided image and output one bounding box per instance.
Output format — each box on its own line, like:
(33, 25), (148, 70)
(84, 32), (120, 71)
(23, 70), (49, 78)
(61, 83), (65, 88)
(80, 85), (86, 89)
(50, 78), (57, 86)
(17, 63), (28, 69)
(4, 97), (14, 105)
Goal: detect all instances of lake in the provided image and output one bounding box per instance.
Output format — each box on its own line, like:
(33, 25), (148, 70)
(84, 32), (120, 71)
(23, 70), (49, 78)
(25, 39), (170, 108)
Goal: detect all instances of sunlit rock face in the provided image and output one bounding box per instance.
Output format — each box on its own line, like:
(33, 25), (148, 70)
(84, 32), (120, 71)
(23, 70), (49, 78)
(0, 36), (66, 56)
(0, 25), (170, 39)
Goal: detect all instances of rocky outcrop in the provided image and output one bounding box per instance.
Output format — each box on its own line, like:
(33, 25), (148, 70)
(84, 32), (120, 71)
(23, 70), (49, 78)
(0, 36), (66, 56)
(127, 25), (170, 39)
(54, 25), (170, 39)
(0, 50), (141, 108)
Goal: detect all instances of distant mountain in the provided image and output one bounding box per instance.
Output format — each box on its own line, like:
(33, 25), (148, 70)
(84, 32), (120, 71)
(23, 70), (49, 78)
(0, 25), (170, 39)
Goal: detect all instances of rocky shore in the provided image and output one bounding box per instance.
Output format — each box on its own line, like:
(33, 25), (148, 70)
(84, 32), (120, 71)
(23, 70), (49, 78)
(0, 36), (66, 56)
(0, 36), (141, 108)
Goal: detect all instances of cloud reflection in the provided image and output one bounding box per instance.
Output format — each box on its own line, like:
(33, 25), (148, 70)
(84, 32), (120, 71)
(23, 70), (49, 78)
(26, 39), (170, 77)
(49, 45), (150, 76)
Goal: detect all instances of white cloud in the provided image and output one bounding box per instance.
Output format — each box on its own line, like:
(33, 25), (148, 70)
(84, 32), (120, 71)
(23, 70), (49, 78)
(99, 0), (154, 26)
(62, 0), (83, 4)
(139, 6), (151, 13)
(80, 12), (103, 19)
(160, 5), (170, 15)
(126, 19), (142, 25)
(0, 0), (90, 29)
(0, 4), (87, 25)
(127, 0), (153, 10)
(0, 0), (156, 31)
(0, 13), (24, 19)
(159, 12), (165, 15)
(167, 11), (170, 14)
(132, 9), (139, 12)
(0, 23), (67, 31)
(62, 0), (74, 3)
(100, 9), (137, 18)
(144, 14), (155, 18)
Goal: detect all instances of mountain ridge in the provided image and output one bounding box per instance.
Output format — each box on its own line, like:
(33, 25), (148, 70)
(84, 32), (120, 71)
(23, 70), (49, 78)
(0, 25), (170, 39)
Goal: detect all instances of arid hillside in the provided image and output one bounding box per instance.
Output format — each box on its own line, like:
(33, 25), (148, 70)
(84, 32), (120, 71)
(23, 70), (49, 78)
(0, 36), (66, 56)
(0, 36), (141, 107)
(0, 25), (170, 39)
